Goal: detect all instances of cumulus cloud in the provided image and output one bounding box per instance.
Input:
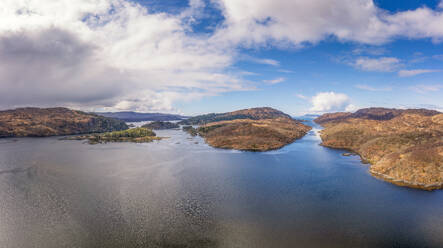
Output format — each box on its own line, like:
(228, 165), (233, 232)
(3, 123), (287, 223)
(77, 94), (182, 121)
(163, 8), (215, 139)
(0, 0), (249, 112)
(398, 69), (441, 77)
(353, 57), (401, 72)
(263, 77), (285, 84)
(213, 0), (443, 47)
(309, 92), (355, 112)
(2, 0), (443, 112)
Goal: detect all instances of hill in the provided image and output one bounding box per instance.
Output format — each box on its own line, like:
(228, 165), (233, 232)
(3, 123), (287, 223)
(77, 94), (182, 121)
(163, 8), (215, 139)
(96, 111), (186, 122)
(0, 107), (128, 137)
(315, 108), (443, 190)
(142, 121), (179, 130)
(179, 107), (292, 125)
(182, 107), (311, 151)
(315, 107), (440, 124)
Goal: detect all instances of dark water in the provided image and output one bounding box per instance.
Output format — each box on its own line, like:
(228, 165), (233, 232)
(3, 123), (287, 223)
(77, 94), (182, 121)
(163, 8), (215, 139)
(1, 122), (443, 248)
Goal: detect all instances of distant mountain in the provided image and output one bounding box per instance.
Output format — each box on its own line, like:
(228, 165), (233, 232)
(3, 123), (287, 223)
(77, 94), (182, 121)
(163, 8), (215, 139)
(96, 111), (187, 122)
(315, 107), (440, 124)
(0, 107), (128, 138)
(179, 107), (291, 125)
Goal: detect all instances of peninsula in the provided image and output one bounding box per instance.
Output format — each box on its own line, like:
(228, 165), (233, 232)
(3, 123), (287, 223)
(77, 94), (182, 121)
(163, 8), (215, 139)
(180, 107), (311, 151)
(315, 108), (443, 190)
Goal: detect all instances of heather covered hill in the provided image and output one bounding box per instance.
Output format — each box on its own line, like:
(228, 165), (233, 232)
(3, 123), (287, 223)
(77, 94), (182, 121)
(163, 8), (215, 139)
(0, 107), (128, 137)
(96, 111), (186, 122)
(179, 107), (292, 125)
(315, 108), (443, 190)
(315, 107), (440, 124)
(182, 107), (311, 151)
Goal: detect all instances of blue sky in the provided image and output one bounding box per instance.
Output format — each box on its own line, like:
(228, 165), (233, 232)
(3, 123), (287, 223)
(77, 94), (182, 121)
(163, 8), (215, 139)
(148, 0), (443, 115)
(0, 0), (442, 115)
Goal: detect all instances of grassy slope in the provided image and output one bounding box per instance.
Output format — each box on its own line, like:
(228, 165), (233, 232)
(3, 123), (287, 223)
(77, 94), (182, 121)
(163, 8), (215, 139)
(316, 110), (443, 190)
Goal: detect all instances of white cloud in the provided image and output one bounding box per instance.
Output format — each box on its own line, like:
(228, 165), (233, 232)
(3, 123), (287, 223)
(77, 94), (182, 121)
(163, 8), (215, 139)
(295, 93), (308, 100)
(213, 0), (443, 47)
(345, 104), (358, 112)
(263, 77), (285, 84)
(0, 0), (250, 112)
(309, 92), (355, 112)
(2, 0), (443, 113)
(278, 69), (295, 73)
(410, 84), (443, 93)
(245, 57), (280, 66)
(353, 57), (401, 72)
(352, 47), (387, 56)
(355, 84), (392, 91)
(398, 69), (440, 77)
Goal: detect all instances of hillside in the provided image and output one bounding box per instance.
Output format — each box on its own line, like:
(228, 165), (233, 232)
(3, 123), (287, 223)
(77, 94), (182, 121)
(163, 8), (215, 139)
(96, 111), (186, 122)
(183, 107), (311, 151)
(142, 121), (179, 130)
(315, 107), (440, 124)
(179, 107), (291, 125)
(315, 108), (443, 190)
(0, 107), (128, 137)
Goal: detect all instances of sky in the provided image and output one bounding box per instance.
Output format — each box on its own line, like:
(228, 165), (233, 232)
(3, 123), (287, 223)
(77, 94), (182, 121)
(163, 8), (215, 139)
(0, 0), (442, 115)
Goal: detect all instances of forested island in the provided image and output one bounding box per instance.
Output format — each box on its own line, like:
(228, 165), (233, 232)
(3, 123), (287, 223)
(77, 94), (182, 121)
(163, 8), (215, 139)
(64, 127), (161, 144)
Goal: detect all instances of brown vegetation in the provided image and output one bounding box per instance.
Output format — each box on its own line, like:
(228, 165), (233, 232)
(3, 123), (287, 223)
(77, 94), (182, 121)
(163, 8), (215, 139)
(0, 107), (128, 137)
(184, 107), (311, 151)
(315, 108), (443, 190)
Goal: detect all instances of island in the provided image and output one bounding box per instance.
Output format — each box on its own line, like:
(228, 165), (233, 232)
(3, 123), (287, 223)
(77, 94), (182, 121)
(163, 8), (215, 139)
(142, 121), (179, 130)
(180, 107), (311, 151)
(315, 108), (443, 190)
(0, 107), (128, 137)
(63, 127), (162, 144)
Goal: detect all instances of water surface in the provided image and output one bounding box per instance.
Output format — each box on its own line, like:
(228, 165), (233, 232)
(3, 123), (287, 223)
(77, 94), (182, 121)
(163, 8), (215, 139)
(0, 122), (442, 248)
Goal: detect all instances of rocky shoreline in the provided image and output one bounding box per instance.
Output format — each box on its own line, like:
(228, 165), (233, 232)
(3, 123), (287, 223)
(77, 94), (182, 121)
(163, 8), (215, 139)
(370, 170), (443, 191)
(316, 108), (443, 191)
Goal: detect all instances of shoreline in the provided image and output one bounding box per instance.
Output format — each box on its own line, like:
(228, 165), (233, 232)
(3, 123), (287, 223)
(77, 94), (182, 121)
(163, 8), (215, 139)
(370, 170), (443, 191)
(320, 142), (442, 191)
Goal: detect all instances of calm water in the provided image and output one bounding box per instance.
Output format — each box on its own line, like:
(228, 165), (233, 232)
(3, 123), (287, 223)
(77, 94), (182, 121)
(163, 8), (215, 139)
(1, 122), (442, 248)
